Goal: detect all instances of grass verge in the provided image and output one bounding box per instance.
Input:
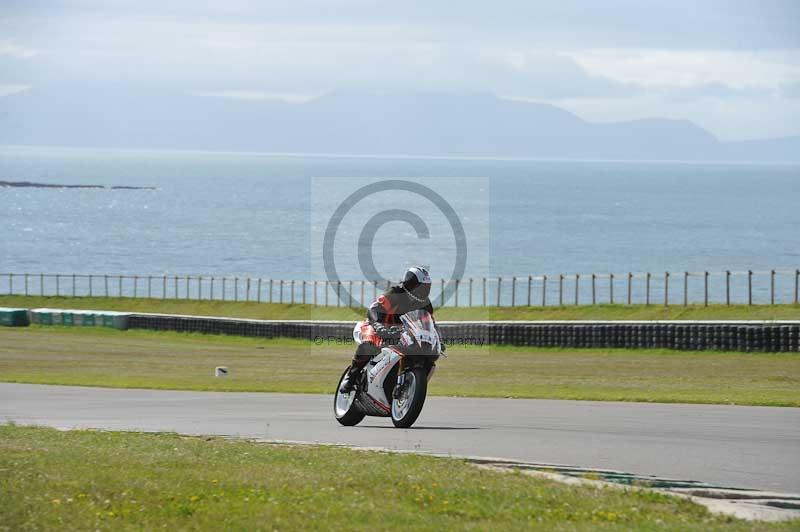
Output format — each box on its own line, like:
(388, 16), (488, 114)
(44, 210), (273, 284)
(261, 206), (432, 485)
(2, 295), (800, 321)
(2, 326), (798, 406)
(2, 425), (796, 531)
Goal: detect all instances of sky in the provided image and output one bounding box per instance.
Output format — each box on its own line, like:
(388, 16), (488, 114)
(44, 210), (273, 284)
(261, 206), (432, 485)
(1, 0), (799, 141)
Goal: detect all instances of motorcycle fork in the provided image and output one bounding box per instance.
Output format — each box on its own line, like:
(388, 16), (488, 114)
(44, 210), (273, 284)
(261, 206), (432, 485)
(392, 358), (405, 399)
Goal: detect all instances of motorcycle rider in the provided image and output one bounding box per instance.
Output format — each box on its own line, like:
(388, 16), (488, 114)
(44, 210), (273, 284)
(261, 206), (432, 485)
(340, 266), (438, 393)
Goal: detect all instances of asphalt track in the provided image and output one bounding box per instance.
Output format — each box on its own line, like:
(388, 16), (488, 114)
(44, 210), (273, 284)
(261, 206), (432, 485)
(1, 383), (799, 494)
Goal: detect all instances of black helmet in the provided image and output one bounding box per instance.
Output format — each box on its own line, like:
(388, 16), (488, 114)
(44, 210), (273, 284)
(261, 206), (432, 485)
(402, 266), (431, 302)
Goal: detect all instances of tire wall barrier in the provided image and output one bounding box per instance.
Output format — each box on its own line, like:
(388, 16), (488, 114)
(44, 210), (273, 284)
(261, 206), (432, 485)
(0, 307), (29, 326)
(125, 315), (800, 353)
(27, 308), (129, 329)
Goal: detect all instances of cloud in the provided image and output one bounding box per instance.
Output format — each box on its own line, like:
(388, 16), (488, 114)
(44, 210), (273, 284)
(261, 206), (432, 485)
(0, 84), (30, 96)
(0, 41), (38, 59)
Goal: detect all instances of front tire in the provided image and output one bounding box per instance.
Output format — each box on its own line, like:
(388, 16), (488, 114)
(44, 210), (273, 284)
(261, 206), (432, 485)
(391, 368), (428, 428)
(334, 367), (365, 426)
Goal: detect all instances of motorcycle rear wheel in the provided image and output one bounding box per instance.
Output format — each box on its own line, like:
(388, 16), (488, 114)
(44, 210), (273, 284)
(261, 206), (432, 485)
(391, 367), (428, 428)
(334, 367), (365, 426)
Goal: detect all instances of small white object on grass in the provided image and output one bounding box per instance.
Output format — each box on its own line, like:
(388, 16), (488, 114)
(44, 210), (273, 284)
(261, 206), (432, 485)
(215, 366), (228, 377)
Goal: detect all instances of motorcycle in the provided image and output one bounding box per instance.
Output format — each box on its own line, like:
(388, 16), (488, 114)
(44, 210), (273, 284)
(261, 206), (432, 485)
(334, 309), (443, 428)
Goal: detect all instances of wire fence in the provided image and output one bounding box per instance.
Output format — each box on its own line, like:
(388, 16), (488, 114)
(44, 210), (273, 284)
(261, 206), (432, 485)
(1, 270), (798, 307)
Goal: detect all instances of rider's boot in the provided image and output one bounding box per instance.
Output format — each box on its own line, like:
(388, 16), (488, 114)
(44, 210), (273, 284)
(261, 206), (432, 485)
(339, 362), (363, 393)
(340, 343), (379, 393)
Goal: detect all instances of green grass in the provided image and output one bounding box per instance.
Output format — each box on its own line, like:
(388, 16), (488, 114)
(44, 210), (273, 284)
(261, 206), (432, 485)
(3, 295), (800, 321)
(2, 326), (799, 406)
(2, 425), (796, 531)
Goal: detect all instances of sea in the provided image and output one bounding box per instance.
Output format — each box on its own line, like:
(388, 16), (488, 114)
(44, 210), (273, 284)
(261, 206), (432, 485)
(1, 145), (798, 305)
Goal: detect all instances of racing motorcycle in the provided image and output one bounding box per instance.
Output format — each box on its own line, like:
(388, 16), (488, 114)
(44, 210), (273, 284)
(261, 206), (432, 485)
(334, 309), (443, 428)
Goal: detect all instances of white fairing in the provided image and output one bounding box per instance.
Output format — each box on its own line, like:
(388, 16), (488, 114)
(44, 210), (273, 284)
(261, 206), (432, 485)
(366, 348), (401, 408)
(356, 309), (441, 414)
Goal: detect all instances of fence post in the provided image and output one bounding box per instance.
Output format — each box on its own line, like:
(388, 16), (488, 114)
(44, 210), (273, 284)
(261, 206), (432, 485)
(373, 280), (378, 300)
(559, 274), (564, 306)
(704, 271), (709, 307)
(591, 273), (596, 305)
(198, 276), (202, 300)
(441, 279), (446, 307)
(482, 277), (487, 307)
(247, 278), (252, 301)
(104, 274), (108, 297)
(292, 280), (297, 304)
(185, 276), (189, 299)
(119, 275), (123, 297)
(148, 275), (152, 298)
(527, 275), (532, 306)
(24, 273), (28, 296)
(796, 269), (799, 305)
(664, 271), (669, 306)
(497, 277), (502, 307)
(73, 274), (77, 297)
(324, 281), (328, 306)
(8, 273), (12, 295)
(234, 277), (239, 301)
(770, 270), (775, 305)
(89, 275), (93, 297)
(174, 276), (179, 299)
(748, 270), (752, 305)
(280, 280), (284, 304)
(725, 271), (730, 306)
(258, 278), (262, 303)
(574, 274), (579, 306)
(684, 272), (688, 306)
(56, 274), (60, 296)
(162, 276), (167, 300)
(609, 273), (614, 304)
(511, 277), (516, 307)
(645, 272), (650, 306)
(40, 273), (44, 296)
(312, 280), (316, 306)
(222, 278), (227, 301)
(455, 279), (460, 307)
(542, 275), (547, 306)
(134, 275), (138, 298)
(469, 278), (473, 307)
(210, 277), (215, 300)
(270, 279), (274, 304)
(627, 273), (632, 305)
(336, 281), (340, 307)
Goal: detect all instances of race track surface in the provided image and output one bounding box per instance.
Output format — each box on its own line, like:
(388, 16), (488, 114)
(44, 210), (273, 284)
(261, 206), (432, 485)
(1, 383), (798, 493)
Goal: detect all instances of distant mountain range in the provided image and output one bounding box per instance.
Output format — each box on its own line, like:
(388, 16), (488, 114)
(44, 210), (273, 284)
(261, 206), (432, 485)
(1, 84), (798, 162)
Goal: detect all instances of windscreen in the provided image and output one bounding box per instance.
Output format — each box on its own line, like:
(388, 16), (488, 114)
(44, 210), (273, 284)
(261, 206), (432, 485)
(400, 309), (439, 351)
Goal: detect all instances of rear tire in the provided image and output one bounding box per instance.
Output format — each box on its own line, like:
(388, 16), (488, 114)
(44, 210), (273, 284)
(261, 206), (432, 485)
(391, 367), (428, 428)
(334, 367), (365, 426)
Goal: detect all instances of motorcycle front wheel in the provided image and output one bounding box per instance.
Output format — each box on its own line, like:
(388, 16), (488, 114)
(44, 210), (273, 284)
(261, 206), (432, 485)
(334, 367), (365, 426)
(391, 367), (428, 428)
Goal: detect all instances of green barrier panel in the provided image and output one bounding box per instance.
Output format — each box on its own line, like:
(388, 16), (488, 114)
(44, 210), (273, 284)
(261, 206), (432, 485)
(29, 309), (129, 330)
(0, 308), (30, 327)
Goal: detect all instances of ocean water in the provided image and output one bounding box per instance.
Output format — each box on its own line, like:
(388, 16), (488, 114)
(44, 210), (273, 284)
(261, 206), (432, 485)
(1, 145), (799, 305)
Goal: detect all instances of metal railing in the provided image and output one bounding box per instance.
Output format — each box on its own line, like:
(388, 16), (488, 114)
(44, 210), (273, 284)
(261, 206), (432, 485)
(0, 270), (798, 308)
